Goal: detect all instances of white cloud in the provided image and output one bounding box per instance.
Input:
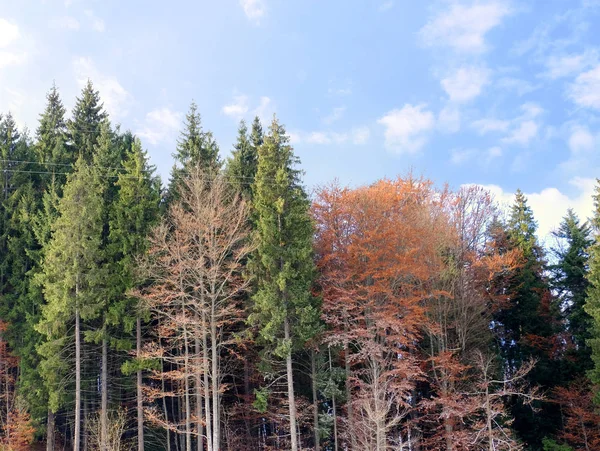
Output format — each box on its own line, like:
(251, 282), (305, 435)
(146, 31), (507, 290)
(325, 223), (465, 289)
(569, 64), (600, 109)
(450, 146), (503, 166)
(137, 107), (182, 146)
(0, 51), (25, 69)
(545, 49), (598, 79)
(502, 120), (538, 146)
(378, 104), (435, 154)
(419, 1), (511, 53)
(520, 102), (544, 118)
(73, 57), (132, 119)
(253, 96), (273, 122)
(322, 106), (346, 125)
(438, 106), (461, 133)
(441, 66), (490, 103)
(472, 177), (596, 241)
(471, 118), (510, 134)
(0, 18), (19, 48)
(240, 0), (266, 23)
(379, 1), (394, 11)
(451, 148), (478, 165)
(222, 95), (249, 119)
(49, 16), (80, 30)
(496, 77), (538, 96)
(307, 132), (331, 145)
(84, 10), (105, 32)
(352, 126), (370, 145)
(568, 125), (596, 153)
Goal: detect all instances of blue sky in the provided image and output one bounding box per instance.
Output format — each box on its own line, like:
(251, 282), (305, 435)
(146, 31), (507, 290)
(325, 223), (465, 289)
(1, 0), (600, 239)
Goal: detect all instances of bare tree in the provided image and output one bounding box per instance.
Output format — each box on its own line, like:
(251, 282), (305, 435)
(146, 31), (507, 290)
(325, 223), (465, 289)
(136, 168), (253, 451)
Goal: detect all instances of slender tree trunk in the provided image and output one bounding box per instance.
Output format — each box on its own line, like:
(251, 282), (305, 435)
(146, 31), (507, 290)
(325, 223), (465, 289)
(74, 302), (81, 451)
(194, 312), (203, 451)
(184, 327), (192, 451)
(211, 304), (220, 451)
(203, 311), (213, 451)
(101, 336), (108, 451)
(485, 385), (493, 451)
(284, 317), (298, 451)
(137, 316), (144, 451)
(159, 330), (171, 451)
(311, 350), (320, 451)
(47, 410), (55, 451)
(328, 348), (338, 451)
(344, 341), (355, 451)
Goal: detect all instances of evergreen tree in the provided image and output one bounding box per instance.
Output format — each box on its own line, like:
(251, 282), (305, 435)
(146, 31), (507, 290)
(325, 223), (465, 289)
(585, 181), (600, 390)
(226, 120), (254, 197)
(36, 158), (106, 451)
(249, 116), (321, 451)
(109, 137), (160, 451)
(68, 80), (107, 162)
(36, 84), (71, 185)
(495, 190), (559, 449)
(167, 101), (220, 203)
(552, 210), (593, 375)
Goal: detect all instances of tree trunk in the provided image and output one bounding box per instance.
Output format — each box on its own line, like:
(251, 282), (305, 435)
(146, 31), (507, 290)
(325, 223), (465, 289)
(284, 317), (298, 451)
(329, 348), (338, 451)
(203, 313), (213, 451)
(137, 316), (144, 451)
(211, 304), (220, 451)
(194, 310), (204, 451)
(46, 410), (55, 451)
(485, 385), (493, 451)
(184, 327), (192, 451)
(74, 304), (81, 451)
(101, 336), (108, 451)
(345, 341), (355, 451)
(311, 349), (320, 451)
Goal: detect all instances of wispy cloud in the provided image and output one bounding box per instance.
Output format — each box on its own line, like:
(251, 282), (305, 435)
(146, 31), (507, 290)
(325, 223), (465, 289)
(0, 19), (26, 70)
(471, 118), (510, 134)
(438, 107), (461, 133)
(84, 10), (105, 32)
(322, 106), (346, 125)
(240, 0), (266, 23)
(569, 64), (600, 109)
(137, 108), (182, 145)
(419, 1), (512, 53)
(378, 104), (435, 154)
(73, 57), (132, 119)
(568, 125), (596, 153)
(379, 1), (394, 12)
(450, 146), (502, 166)
(222, 95), (249, 119)
(49, 16), (80, 30)
(295, 126), (370, 146)
(544, 49), (598, 79)
(441, 66), (490, 103)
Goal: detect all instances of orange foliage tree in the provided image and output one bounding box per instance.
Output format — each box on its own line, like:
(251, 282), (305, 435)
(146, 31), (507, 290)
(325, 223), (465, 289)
(313, 176), (452, 450)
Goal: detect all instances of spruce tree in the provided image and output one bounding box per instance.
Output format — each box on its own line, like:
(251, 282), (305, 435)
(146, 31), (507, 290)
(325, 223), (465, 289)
(68, 80), (107, 162)
(167, 101), (220, 203)
(496, 190), (558, 449)
(36, 158), (106, 451)
(552, 210), (593, 375)
(585, 181), (600, 389)
(109, 138), (160, 451)
(249, 116), (321, 451)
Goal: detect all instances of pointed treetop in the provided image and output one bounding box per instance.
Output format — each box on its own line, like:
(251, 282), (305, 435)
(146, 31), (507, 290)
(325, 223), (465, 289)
(68, 79), (108, 161)
(508, 189), (539, 257)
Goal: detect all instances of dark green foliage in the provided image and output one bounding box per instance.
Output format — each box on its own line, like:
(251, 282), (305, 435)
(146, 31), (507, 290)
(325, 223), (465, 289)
(167, 101), (220, 203)
(551, 210), (593, 375)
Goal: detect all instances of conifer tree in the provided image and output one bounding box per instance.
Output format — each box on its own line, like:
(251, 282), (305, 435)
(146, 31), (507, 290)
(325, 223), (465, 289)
(68, 80), (107, 162)
(36, 158), (106, 451)
(585, 181), (600, 390)
(250, 116), (321, 451)
(109, 138), (160, 451)
(167, 102), (220, 203)
(552, 210), (593, 375)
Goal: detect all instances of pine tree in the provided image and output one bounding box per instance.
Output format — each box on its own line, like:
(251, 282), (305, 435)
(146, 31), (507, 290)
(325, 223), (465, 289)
(249, 116), (321, 451)
(68, 80), (107, 162)
(167, 101), (220, 203)
(109, 138), (160, 451)
(226, 120), (256, 197)
(36, 158), (106, 451)
(585, 180), (600, 391)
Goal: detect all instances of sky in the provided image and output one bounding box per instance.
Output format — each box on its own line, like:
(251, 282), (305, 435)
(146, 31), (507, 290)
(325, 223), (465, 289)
(1, 0), (600, 241)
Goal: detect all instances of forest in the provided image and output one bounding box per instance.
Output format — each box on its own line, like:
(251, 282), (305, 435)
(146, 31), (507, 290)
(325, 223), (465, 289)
(0, 81), (599, 451)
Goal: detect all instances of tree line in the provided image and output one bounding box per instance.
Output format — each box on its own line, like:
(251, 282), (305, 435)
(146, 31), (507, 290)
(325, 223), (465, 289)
(1, 81), (600, 451)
